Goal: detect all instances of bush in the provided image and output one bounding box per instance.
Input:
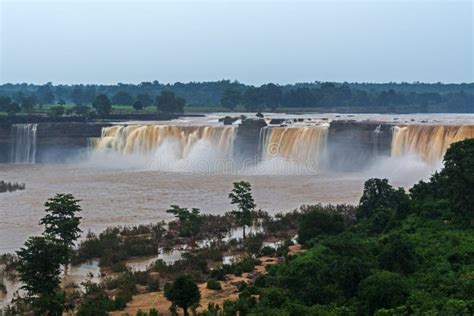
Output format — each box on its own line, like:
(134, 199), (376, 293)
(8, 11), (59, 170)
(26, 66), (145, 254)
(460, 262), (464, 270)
(111, 261), (128, 273)
(147, 277), (160, 292)
(243, 234), (264, 255)
(149, 308), (160, 316)
(234, 266), (243, 277)
(207, 279), (222, 290)
(298, 206), (345, 245)
(358, 271), (410, 315)
(378, 234), (417, 275)
(260, 246), (276, 256)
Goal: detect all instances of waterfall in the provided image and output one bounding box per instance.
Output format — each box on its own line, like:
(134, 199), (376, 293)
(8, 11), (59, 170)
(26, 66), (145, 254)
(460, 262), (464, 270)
(10, 124), (38, 164)
(372, 124), (382, 157)
(94, 125), (236, 159)
(391, 125), (474, 163)
(259, 126), (328, 164)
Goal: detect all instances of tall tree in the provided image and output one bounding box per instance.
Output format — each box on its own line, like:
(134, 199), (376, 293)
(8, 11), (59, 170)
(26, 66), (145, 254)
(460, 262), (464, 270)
(133, 100), (143, 111)
(20, 95), (37, 113)
(164, 275), (201, 316)
(229, 181), (256, 239)
(261, 83), (282, 110)
(40, 194), (82, 269)
(37, 84), (55, 105)
(220, 88), (241, 109)
(136, 93), (153, 107)
(438, 139), (474, 224)
(92, 94), (112, 116)
(155, 91), (185, 114)
(16, 236), (67, 315)
(0, 95), (11, 111)
(71, 87), (85, 105)
(111, 91), (134, 105)
(166, 205), (202, 246)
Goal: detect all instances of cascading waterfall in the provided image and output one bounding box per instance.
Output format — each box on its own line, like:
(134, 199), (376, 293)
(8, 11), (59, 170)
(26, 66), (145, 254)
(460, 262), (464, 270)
(391, 125), (474, 163)
(372, 124), (382, 157)
(259, 126), (328, 164)
(94, 124), (236, 159)
(10, 124), (38, 164)
(90, 122), (473, 172)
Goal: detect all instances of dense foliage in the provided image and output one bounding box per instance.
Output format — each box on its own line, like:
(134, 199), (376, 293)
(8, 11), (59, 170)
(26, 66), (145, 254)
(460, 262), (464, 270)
(1, 81), (473, 114)
(219, 139), (474, 315)
(164, 275), (201, 316)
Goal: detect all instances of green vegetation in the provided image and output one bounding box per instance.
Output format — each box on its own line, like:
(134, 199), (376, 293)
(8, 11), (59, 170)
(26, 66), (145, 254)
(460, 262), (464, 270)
(0, 180), (25, 193)
(166, 205), (203, 245)
(40, 194), (82, 270)
(164, 275), (201, 316)
(229, 181), (256, 239)
(1, 81), (473, 116)
(213, 139), (474, 315)
(16, 237), (67, 315)
(92, 94), (112, 116)
(2, 140), (473, 315)
(206, 279), (222, 290)
(10, 193), (83, 315)
(155, 90), (185, 114)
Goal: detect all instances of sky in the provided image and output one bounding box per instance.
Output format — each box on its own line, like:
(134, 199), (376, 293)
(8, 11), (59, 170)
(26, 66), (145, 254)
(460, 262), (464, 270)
(0, 0), (472, 85)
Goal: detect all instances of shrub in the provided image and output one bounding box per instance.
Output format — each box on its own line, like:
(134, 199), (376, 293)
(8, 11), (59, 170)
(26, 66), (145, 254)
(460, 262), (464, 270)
(207, 279), (222, 291)
(147, 277), (160, 292)
(298, 206), (345, 245)
(358, 271), (410, 315)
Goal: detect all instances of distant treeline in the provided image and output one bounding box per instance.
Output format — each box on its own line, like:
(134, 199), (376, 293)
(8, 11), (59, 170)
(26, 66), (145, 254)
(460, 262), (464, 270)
(0, 81), (473, 113)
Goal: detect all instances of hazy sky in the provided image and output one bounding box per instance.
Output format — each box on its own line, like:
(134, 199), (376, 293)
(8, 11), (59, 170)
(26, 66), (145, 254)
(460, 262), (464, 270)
(0, 0), (472, 85)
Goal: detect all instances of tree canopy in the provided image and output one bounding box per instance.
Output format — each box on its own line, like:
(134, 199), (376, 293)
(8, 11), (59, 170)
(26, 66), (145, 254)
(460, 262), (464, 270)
(164, 275), (201, 316)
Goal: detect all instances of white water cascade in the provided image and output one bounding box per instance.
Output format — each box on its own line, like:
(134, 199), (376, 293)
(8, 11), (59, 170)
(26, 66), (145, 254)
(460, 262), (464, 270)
(10, 124), (38, 164)
(92, 124), (236, 172)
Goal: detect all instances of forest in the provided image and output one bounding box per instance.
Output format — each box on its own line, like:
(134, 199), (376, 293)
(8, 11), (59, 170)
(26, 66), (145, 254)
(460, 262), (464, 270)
(0, 81), (473, 114)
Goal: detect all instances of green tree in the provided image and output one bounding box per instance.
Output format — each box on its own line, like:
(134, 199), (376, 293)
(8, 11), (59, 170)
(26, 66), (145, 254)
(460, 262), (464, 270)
(298, 206), (345, 245)
(92, 94), (112, 116)
(16, 236), (67, 315)
(37, 84), (55, 105)
(5, 102), (21, 117)
(378, 233), (417, 275)
(112, 91), (134, 106)
(40, 194), (82, 269)
(136, 93), (153, 107)
(358, 271), (410, 315)
(133, 100), (144, 111)
(48, 105), (65, 117)
(21, 95), (37, 113)
(438, 139), (474, 224)
(261, 83), (282, 110)
(242, 87), (263, 111)
(164, 275), (201, 316)
(72, 104), (91, 116)
(77, 281), (113, 316)
(358, 178), (411, 220)
(229, 181), (256, 239)
(155, 91), (185, 114)
(0, 95), (11, 111)
(220, 88), (241, 109)
(166, 205), (202, 245)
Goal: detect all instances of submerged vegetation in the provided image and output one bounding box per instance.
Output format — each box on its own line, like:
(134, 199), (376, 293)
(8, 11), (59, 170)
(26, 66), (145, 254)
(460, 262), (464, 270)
(1, 139), (473, 315)
(0, 181), (25, 193)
